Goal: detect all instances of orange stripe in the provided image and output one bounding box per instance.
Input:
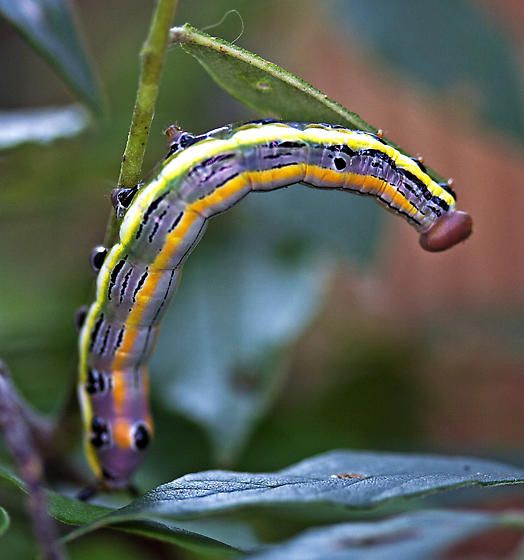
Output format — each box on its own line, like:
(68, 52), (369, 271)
(190, 173), (250, 215)
(112, 370), (127, 414)
(110, 176), (250, 373)
(246, 164), (306, 187)
(306, 166), (417, 217)
(113, 417), (132, 449)
(153, 210), (201, 271)
(110, 211), (200, 373)
(113, 324), (142, 370)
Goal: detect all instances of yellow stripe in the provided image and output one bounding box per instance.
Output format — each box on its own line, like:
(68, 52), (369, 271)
(119, 125), (452, 247)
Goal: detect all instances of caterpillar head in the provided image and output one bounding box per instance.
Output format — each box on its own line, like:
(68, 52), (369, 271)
(87, 415), (152, 490)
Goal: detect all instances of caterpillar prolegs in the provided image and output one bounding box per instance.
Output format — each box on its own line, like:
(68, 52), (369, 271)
(77, 120), (472, 490)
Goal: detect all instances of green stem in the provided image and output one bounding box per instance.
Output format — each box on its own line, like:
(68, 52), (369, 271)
(103, 0), (178, 247)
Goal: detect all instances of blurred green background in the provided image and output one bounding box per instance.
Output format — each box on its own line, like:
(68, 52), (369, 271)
(0, 0), (523, 557)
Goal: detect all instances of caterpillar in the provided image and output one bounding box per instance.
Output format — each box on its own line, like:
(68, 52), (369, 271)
(77, 120), (472, 491)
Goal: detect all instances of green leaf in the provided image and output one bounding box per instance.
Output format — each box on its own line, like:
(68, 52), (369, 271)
(0, 0), (103, 112)
(0, 465), (109, 525)
(171, 23), (444, 182)
(245, 510), (519, 560)
(3, 452), (524, 555)
(47, 493), (110, 526)
(0, 105), (89, 150)
(102, 450), (524, 520)
(65, 518), (248, 558)
(94, 518), (258, 557)
(0, 465), (253, 556)
(172, 25), (372, 130)
(61, 450), (524, 550)
(0, 506), (10, 536)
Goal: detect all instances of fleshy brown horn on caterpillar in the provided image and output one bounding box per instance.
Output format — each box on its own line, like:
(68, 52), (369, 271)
(419, 210), (472, 252)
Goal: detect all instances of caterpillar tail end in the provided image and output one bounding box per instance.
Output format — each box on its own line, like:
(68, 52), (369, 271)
(419, 211), (472, 252)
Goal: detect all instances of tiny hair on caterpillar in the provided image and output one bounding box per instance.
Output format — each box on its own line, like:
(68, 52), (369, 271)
(77, 120), (472, 493)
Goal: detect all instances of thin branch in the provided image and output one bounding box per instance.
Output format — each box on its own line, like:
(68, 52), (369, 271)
(0, 361), (64, 560)
(104, 0), (178, 247)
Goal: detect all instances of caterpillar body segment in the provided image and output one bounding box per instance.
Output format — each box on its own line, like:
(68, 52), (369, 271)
(78, 120), (472, 489)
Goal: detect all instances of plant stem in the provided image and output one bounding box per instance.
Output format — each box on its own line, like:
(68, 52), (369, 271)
(104, 0), (178, 247)
(0, 361), (64, 560)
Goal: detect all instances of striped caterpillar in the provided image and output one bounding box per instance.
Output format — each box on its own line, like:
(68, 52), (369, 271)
(77, 120), (472, 491)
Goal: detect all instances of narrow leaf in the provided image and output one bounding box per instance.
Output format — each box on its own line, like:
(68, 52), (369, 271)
(0, 464), (254, 554)
(171, 23), (444, 182)
(59, 450), (524, 549)
(0, 0), (103, 112)
(113, 450), (524, 519)
(3, 451), (523, 554)
(0, 105), (89, 150)
(246, 510), (516, 560)
(0, 506), (10, 536)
